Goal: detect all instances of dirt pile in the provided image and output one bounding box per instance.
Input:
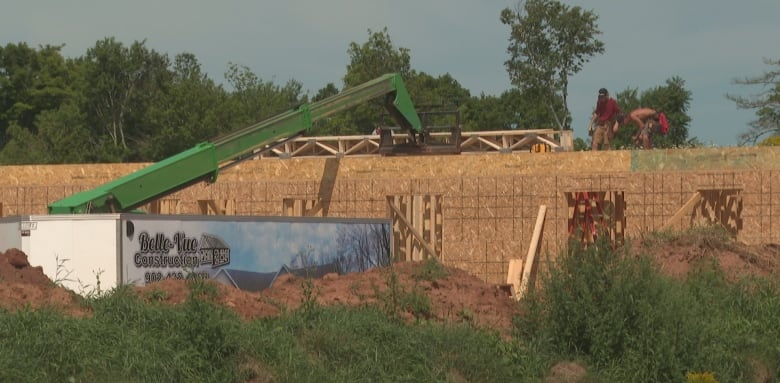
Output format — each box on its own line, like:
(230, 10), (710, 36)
(135, 261), (519, 334)
(0, 248), (518, 333)
(2, 237), (778, 335)
(0, 248), (87, 316)
(636, 236), (779, 283)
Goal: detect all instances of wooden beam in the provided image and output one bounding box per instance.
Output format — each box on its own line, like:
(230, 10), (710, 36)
(388, 201), (438, 259)
(505, 258), (523, 299)
(517, 205), (547, 300)
(661, 192), (702, 230)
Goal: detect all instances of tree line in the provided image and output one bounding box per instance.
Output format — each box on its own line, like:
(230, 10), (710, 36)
(2, 0), (774, 165)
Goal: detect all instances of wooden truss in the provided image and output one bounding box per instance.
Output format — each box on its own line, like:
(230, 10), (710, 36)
(255, 129), (571, 158)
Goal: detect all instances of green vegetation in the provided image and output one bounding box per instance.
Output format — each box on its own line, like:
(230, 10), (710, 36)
(0, 228), (777, 382)
(517, 233), (780, 382)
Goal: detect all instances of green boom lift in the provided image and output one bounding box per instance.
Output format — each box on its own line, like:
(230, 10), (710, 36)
(48, 73), (460, 214)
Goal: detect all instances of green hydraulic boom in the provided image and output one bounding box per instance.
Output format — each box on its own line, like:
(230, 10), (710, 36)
(48, 73), (436, 214)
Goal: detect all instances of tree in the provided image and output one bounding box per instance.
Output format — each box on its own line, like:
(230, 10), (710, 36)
(330, 28), (414, 135)
(0, 100), (94, 164)
(141, 53), (228, 160)
(222, 62), (306, 130)
(501, 0), (604, 131)
(611, 77), (692, 149)
(0, 43), (75, 150)
(77, 38), (171, 161)
(344, 27), (411, 87)
(727, 58), (780, 145)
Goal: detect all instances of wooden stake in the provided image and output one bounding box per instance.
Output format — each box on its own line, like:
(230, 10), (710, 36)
(517, 205), (547, 300)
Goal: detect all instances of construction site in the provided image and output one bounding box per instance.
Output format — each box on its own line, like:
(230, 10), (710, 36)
(2, 135), (778, 285)
(0, 74), (778, 290)
(1, 74), (780, 382)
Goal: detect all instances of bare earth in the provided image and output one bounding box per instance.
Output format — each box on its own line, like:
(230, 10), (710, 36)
(1, 237), (778, 337)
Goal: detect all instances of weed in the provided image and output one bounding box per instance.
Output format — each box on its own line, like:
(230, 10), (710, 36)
(77, 268), (104, 298)
(348, 280), (367, 303)
(401, 285), (432, 320)
(412, 256), (449, 282)
(53, 254), (74, 287)
(375, 266), (402, 319)
(185, 275), (219, 302)
(144, 288), (169, 302)
(458, 308), (474, 324)
(299, 278), (320, 316)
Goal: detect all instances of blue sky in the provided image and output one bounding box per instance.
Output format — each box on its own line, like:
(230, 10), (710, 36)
(3, 1), (778, 146)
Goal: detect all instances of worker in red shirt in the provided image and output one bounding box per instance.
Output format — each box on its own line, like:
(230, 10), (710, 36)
(589, 88), (620, 151)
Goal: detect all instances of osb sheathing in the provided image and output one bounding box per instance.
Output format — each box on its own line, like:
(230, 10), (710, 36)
(1, 147), (779, 284)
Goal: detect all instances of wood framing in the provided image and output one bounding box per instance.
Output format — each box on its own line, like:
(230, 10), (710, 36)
(282, 198), (325, 217)
(197, 199), (236, 215)
(696, 189), (743, 235)
(387, 194), (443, 262)
(565, 191), (625, 246)
(663, 189), (743, 236)
(147, 199), (180, 214)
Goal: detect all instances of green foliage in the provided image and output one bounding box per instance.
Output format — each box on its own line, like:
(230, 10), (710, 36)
(141, 53), (228, 160)
(728, 58), (780, 145)
(461, 88), (560, 131)
(613, 77), (693, 149)
(501, 0), (604, 130)
(517, 233), (780, 382)
(0, 43), (75, 143)
(344, 27), (411, 87)
(299, 278), (321, 318)
(757, 135), (780, 146)
(223, 62), (306, 129)
(411, 257), (449, 282)
(0, 288), (526, 382)
(372, 266), (432, 321)
(78, 38), (173, 161)
(573, 137), (589, 151)
(324, 28), (414, 135)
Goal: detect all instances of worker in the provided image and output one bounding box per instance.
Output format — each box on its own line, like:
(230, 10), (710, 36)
(590, 88), (621, 151)
(621, 107), (662, 149)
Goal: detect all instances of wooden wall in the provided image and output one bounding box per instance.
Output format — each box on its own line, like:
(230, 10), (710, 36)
(2, 147), (779, 284)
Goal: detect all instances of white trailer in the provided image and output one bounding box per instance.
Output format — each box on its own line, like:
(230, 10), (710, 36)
(0, 214), (391, 295)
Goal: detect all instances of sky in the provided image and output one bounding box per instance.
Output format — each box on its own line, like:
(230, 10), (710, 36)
(3, 0), (779, 147)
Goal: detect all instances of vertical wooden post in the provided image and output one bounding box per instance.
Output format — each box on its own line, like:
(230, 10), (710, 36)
(517, 205), (546, 300)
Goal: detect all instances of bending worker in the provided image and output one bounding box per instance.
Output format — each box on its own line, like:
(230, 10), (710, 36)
(621, 107), (663, 149)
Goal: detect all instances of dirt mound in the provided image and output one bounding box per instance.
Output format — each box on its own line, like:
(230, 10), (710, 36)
(2, 237), (778, 335)
(136, 260), (519, 334)
(636, 236), (780, 283)
(0, 248), (88, 316)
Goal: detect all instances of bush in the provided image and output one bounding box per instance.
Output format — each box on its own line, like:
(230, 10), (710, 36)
(516, 234), (780, 382)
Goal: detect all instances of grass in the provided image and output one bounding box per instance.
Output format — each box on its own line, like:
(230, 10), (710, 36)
(0, 227), (777, 382)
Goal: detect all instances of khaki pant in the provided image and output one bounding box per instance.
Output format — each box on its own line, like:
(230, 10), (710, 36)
(592, 123), (611, 149)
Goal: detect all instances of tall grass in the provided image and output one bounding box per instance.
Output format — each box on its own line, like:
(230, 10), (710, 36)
(516, 233), (780, 382)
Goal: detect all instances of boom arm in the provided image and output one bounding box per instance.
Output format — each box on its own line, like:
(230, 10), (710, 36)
(48, 73), (421, 214)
